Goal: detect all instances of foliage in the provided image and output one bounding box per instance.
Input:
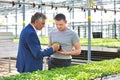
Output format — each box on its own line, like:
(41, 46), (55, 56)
(50, 41), (61, 46)
(42, 37), (120, 48)
(14, 37), (120, 48)
(80, 38), (120, 48)
(39, 36), (49, 45)
(1, 58), (120, 80)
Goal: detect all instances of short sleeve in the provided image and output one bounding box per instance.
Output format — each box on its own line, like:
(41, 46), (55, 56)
(48, 31), (52, 42)
(72, 32), (80, 44)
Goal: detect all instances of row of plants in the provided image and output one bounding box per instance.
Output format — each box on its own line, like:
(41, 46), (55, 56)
(14, 37), (120, 52)
(1, 58), (120, 80)
(39, 37), (120, 48)
(14, 37), (120, 48)
(80, 38), (120, 48)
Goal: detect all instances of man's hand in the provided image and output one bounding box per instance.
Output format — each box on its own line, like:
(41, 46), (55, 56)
(58, 49), (69, 55)
(52, 44), (60, 52)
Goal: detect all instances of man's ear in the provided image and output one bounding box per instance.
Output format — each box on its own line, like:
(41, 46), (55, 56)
(35, 20), (38, 24)
(34, 20), (36, 25)
(65, 20), (67, 24)
(34, 20), (38, 27)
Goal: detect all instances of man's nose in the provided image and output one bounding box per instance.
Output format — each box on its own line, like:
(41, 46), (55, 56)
(57, 25), (61, 28)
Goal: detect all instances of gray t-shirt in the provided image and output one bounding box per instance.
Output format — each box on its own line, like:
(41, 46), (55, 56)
(49, 28), (80, 59)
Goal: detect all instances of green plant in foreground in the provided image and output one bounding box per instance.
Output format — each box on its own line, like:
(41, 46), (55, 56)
(1, 58), (120, 80)
(50, 41), (61, 46)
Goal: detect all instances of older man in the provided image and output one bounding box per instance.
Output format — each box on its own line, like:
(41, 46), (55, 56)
(16, 12), (60, 73)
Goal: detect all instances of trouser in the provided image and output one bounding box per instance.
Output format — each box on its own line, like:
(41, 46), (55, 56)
(48, 57), (71, 70)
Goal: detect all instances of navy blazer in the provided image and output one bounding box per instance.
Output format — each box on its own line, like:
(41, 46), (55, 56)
(16, 24), (54, 73)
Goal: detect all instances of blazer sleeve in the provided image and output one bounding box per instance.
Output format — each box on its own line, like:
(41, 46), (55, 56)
(26, 32), (54, 59)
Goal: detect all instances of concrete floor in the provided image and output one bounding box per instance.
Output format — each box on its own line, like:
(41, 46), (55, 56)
(0, 41), (48, 77)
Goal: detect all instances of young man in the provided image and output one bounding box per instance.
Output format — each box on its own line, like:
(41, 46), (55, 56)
(16, 12), (60, 73)
(48, 13), (81, 70)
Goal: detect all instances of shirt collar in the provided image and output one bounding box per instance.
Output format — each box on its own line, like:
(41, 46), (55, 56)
(30, 23), (38, 33)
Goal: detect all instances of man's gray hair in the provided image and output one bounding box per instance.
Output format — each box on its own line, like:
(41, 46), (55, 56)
(31, 12), (46, 23)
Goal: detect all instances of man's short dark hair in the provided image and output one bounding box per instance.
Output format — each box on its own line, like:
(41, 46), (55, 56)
(31, 12), (46, 23)
(54, 13), (66, 21)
